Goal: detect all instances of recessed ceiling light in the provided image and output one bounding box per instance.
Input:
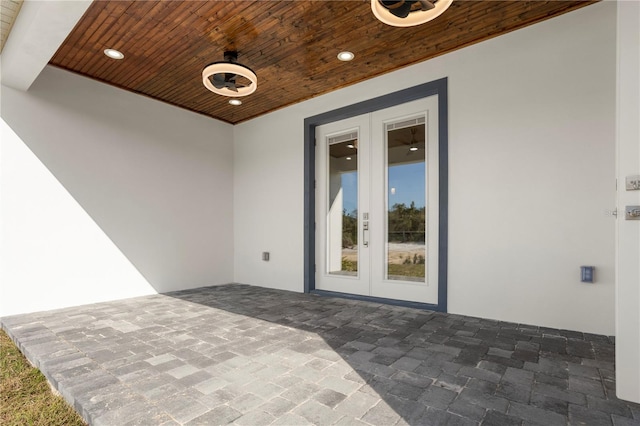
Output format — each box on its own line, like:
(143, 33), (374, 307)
(337, 51), (355, 62)
(346, 156), (352, 160)
(229, 99), (242, 106)
(409, 146), (419, 152)
(104, 48), (124, 60)
(347, 144), (355, 149)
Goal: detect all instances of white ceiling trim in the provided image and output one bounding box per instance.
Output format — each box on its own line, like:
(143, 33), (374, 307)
(0, 0), (91, 91)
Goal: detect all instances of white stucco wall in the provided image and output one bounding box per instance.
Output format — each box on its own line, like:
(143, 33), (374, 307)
(1, 66), (234, 316)
(615, 0), (640, 404)
(234, 2), (617, 335)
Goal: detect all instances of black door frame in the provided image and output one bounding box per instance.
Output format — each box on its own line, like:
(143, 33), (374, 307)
(303, 77), (449, 312)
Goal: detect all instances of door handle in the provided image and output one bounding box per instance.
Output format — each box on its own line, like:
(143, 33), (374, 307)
(363, 221), (369, 247)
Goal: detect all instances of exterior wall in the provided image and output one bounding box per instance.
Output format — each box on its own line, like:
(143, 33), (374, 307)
(234, 2), (617, 335)
(1, 66), (234, 316)
(615, 0), (640, 404)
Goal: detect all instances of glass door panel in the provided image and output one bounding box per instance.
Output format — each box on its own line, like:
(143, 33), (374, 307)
(386, 121), (426, 282)
(315, 114), (371, 297)
(328, 136), (358, 276)
(370, 96), (439, 304)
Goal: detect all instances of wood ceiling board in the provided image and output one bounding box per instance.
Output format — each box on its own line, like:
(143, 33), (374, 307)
(49, 0), (597, 125)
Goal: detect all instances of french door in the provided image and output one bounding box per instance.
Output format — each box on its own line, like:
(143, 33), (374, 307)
(315, 96), (439, 304)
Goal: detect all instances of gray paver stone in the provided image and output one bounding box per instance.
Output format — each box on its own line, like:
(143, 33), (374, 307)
(419, 385), (457, 409)
(612, 414), (640, 426)
(459, 388), (509, 413)
(361, 401), (402, 426)
(259, 396), (297, 417)
(233, 409), (276, 426)
(508, 401), (567, 426)
(533, 382), (587, 405)
(293, 399), (344, 425)
(186, 405), (243, 425)
(569, 404), (614, 426)
(569, 376), (606, 398)
(481, 410), (523, 426)
(448, 397), (487, 422)
(313, 388), (347, 408)
(334, 391), (381, 419)
(459, 366), (503, 383)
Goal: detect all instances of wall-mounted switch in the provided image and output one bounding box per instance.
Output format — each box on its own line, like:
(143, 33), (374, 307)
(625, 206), (640, 220)
(626, 175), (640, 191)
(581, 266), (595, 283)
(262, 252), (270, 261)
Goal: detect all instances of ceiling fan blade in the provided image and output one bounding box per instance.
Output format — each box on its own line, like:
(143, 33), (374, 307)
(212, 73), (226, 89)
(419, 0), (435, 11)
(380, 1), (411, 18)
(227, 83), (239, 92)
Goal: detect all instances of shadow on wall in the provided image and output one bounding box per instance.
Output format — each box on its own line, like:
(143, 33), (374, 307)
(0, 117), (156, 316)
(0, 67), (234, 306)
(165, 284), (625, 424)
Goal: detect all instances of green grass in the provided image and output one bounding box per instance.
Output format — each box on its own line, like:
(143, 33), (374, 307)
(1, 329), (86, 426)
(341, 258), (425, 278)
(388, 263), (425, 278)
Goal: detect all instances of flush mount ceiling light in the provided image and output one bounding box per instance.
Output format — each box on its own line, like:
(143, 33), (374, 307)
(404, 127), (423, 153)
(202, 51), (257, 98)
(371, 0), (453, 27)
(337, 51), (355, 61)
(104, 48), (124, 60)
(229, 99), (242, 106)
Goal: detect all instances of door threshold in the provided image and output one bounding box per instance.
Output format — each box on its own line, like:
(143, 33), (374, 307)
(310, 289), (445, 312)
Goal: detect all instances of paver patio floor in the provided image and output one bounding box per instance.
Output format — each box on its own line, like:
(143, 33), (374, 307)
(2, 284), (639, 425)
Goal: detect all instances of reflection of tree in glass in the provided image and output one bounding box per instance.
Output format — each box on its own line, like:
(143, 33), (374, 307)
(342, 209), (358, 248)
(388, 202), (425, 243)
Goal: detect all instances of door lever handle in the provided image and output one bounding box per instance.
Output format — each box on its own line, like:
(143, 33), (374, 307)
(363, 221), (369, 247)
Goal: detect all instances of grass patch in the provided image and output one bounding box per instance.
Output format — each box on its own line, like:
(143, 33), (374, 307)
(1, 329), (86, 426)
(388, 263), (425, 278)
(341, 258), (425, 278)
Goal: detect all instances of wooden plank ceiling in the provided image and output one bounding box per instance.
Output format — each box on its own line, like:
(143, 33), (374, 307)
(50, 0), (595, 125)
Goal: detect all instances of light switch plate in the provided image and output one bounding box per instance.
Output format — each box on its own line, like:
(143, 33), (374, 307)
(626, 175), (640, 190)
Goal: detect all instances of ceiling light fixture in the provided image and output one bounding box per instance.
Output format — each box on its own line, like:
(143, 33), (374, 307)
(203, 51), (257, 98)
(409, 146), (419, 151)
(229, 99), (242, 106)
(337, 51), (355, 62)
(104, 48), (124, 60)
(371, 0), (453, 27)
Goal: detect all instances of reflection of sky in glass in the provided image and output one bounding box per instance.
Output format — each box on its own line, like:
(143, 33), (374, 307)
(341, 162), (425, 214)
(342, 172), (358, 215)
(389, 163), (425, 208)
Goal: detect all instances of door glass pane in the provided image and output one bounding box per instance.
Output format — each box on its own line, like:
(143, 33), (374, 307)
(327, 134), (358, 276)
(386, 121), (426, 282)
